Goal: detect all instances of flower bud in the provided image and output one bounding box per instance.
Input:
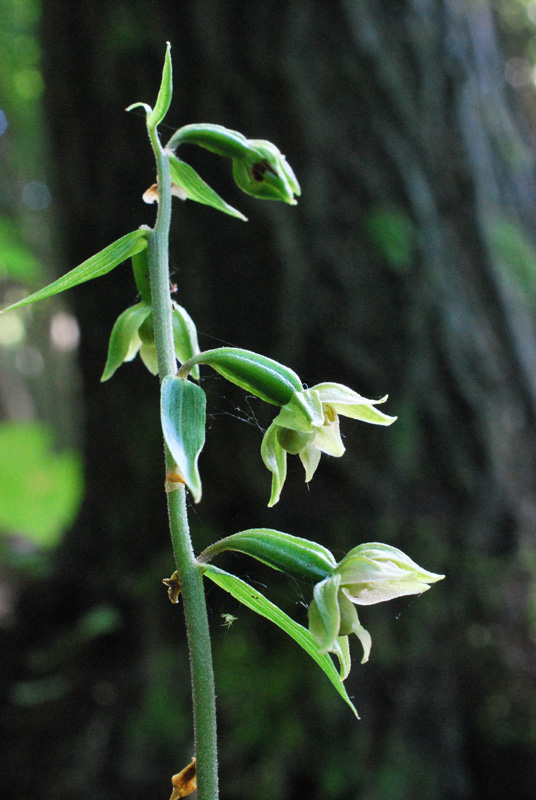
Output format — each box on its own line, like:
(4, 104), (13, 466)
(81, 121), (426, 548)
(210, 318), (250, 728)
(335, 543), (444, 606)
(232, 140), (301, 204)
(166, 125), (300, 205)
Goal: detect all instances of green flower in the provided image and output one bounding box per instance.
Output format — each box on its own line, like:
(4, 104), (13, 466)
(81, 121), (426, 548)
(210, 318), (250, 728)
(308, 543), (444, 672)
(261, 382), (396, 506)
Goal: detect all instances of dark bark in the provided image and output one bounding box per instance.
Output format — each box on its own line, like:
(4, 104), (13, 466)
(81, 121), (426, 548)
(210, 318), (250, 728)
(2, 1), (536, 798)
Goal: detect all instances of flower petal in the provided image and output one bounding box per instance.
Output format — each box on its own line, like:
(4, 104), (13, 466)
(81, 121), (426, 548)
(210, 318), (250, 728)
(261, 422), (288, 507)
(314, 382), (381, 406)
(299, 442), (322, 482)
(337, 543), (444, 585)
(336, 543), (444, 606)
(308, 575), (341, 652)
(329, 635), (352, 681)
(315, 383), (397, 426)
(311, 416), (345, 457)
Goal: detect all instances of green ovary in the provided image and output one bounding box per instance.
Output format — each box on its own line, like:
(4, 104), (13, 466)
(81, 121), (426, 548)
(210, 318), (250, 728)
(276, 427), (316, 454)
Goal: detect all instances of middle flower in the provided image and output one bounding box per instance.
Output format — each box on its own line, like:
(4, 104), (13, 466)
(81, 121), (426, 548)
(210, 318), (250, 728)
(261, 383), (397, 506)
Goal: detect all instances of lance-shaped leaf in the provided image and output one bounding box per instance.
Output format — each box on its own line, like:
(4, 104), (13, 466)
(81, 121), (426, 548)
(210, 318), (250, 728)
(1, 229), (150, 313)
(168, 155), (247, 220)
(101, 302), (152, 382)
(148, 42), (172, 129)
(203, 564), (358, 717)
(161, 376), (206, 503)
(178, 347), (302, 406)
(199, 528), (337, 584)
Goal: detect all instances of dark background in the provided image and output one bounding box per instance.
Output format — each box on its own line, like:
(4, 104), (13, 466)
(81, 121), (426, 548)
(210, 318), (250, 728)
(2, 1), (536, 798)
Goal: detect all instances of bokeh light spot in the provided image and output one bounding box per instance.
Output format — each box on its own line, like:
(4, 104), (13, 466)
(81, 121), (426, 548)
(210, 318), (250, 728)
(50, 312), (80, 352)
(13, 68), (44, 100)
(22, 181), (51, 211)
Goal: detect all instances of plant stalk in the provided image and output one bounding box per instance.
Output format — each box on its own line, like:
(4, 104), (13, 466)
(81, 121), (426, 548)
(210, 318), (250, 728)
(147, 122), (219, 800)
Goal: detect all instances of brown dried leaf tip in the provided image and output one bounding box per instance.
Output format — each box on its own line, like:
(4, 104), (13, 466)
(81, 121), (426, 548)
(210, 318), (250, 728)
(143, 180), (187, 204)
(165, 469), (187, 493)
(169, 757), (197, 800)
(162, 570), (182, 604)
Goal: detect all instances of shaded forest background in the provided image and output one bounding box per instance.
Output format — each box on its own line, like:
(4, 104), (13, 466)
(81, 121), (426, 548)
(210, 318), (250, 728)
(2, 1), (536, 798)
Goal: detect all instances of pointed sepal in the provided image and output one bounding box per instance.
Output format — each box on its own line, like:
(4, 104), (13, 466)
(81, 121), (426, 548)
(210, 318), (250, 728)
(101, 302), (152, 382)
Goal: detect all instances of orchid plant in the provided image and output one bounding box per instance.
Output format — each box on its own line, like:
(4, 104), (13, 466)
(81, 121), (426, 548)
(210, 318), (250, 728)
(1, 45), (444, 800)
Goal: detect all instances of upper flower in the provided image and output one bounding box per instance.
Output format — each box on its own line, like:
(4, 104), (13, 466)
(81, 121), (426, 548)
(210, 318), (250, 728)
(261, 382), (397, 506)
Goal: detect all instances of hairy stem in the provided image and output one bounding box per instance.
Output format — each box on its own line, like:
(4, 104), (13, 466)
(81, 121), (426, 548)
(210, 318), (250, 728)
(147, 122), (219, 800)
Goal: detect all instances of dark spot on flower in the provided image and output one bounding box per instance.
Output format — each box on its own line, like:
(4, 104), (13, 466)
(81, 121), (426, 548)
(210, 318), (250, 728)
(251, 158), (277, 182)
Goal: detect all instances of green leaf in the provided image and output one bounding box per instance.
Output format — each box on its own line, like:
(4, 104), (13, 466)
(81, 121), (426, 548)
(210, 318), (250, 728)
(199, 528), (336, 584)
(167, 123), (252, 159)
(131, 245), (152, 304)
(161, 376), (206, 502)
(179, 347), (302, 406)
(0, 421), (83, 548)
(168, 155), (247, 220)
(172, 302), (201, 379)
(148, 42), (172, 128)
(101, 302), (152, 382)
(1, 229), (150, 313)
(203, 564), (358, 717)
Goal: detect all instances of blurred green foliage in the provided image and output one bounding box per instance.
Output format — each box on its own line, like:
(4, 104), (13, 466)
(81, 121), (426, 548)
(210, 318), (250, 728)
(490, 217), (536, 301)
(364, 207), (416, 273)
(0, 217), (43, 282)
(0, 420), (83, 546)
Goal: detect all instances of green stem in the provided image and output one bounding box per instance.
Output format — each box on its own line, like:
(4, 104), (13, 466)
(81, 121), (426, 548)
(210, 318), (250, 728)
(147, 121), (219, 800)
